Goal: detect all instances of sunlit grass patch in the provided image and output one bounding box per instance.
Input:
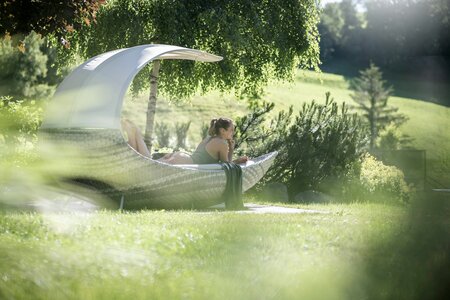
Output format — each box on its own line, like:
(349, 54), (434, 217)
(0, 203), (409, 299)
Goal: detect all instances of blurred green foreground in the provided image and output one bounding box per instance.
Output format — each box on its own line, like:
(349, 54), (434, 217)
(0, 194), (448, 300)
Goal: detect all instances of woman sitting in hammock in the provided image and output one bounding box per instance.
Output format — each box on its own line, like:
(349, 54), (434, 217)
(121, 117), (248, 165)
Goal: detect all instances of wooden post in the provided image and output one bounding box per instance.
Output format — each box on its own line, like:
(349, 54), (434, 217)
(144, 60), (161, 152)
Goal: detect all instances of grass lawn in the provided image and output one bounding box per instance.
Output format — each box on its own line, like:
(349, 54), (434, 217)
(1, 70), (449, 299)
(123, 70), (450, 185)
(1, 194), (448, 299)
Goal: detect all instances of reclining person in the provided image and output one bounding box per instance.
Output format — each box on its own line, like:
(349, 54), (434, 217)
(121, 117), (248, 165)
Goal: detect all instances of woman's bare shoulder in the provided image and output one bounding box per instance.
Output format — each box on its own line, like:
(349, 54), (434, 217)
(206, 137), (227, 150)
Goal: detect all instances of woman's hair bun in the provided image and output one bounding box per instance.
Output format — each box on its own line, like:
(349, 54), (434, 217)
(208, 117), (233, 136)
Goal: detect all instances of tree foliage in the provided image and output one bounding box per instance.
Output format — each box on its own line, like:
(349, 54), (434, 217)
(319, 0), (450, 67)
(0, 0), (105, 47)
(376, 123), (402, 151)
(350, 63), (407, 149)
(365, 0), (450, 64)
(317, 2), (344, 61)
(0, 34), (18, 80)
(72, 0), (321, 99)
(318, 0), (364, 62)
(0, 32), (68, 98)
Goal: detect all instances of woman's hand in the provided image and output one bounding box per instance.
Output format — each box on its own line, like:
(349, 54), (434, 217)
(233, 155), (248, 164)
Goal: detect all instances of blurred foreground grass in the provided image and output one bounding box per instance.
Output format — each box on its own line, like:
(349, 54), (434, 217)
(1, 195), (448, 300)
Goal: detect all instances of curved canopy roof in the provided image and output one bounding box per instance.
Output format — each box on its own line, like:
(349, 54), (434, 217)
(41, 44), (223, 129)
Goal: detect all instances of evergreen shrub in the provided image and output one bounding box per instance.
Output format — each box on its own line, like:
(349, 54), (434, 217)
(0, 96), (43, 165)
(0, 31), (66, 98)
(0, 34), (18, 80)
(235, 92), (368, 199)
(13, 32), (51, 98)
(0, 96), (43, 145)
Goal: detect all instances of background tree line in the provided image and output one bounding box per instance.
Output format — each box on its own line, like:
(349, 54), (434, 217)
(319, 0), (449, 67)
(319, 0), (450, 107)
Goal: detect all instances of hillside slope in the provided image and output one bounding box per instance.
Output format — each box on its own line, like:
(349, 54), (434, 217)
(123, 70), (450, 186)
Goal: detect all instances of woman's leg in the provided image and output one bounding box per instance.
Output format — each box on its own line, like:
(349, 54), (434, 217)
(121, 119), (137, 149)
(167, 152), (194, 164)
(158, 152), (193, 164)
(134, 128), (151, 158)
(121, 119), (151, 158)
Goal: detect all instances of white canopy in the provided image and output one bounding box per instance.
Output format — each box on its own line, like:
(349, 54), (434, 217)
(41, 44), (223, 129)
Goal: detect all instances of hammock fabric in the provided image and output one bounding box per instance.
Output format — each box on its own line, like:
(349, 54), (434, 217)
(39, 128), (277, 209)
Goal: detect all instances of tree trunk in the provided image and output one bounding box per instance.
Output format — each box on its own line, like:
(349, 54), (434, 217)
(369, 96), (376, 150)
(144, 60), (161, 153)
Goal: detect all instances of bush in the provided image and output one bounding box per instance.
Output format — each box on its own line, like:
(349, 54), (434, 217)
(0, 96), (81, 208)
(0, 96), (43, 146)
(234, 101), (275, 153)
(359, 153), (412, 203)
(235, 92), (368, 198)
(175, 121), (191, 150)
(0, 96), (44, 169)
(155, 122), (171, 148)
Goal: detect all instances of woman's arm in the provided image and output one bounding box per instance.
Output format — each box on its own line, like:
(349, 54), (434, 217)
(218, 142), (229, 162)
(214, 139), (248, 163)
(228, 139), (248, 164)
(227, 139), (235, 162)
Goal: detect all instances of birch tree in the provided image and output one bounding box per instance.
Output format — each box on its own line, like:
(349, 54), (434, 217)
(68, 0), (321, 150)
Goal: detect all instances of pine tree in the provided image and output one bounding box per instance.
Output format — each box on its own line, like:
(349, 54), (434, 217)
(350, 63), (407, 149)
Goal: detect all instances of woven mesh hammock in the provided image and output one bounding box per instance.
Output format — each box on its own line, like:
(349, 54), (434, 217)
(40, 45), (277, 209)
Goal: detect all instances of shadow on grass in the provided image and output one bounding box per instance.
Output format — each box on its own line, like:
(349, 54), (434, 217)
(357, 191), (450, 299)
